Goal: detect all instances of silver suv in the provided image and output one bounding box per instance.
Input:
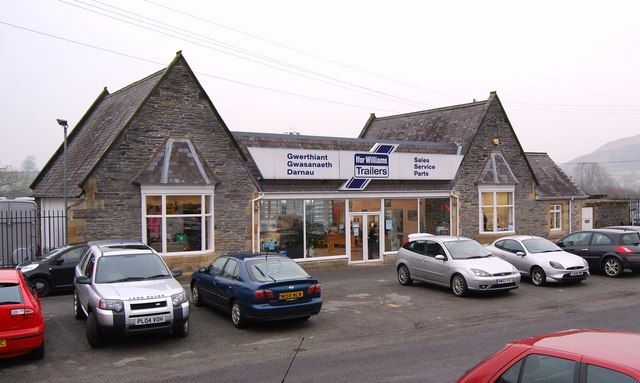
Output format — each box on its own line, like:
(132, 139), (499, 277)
(73, 240), (189, 347)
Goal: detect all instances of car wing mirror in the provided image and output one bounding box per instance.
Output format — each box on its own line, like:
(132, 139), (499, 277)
(516, 251), (525, 256)
(75, 276), (91, 285)
(171, 269), (183, 278)
(435, 254), (446, 261)
(198, 267), (207, 273)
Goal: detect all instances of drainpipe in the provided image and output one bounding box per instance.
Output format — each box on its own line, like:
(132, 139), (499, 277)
(251, 193), (264, 253)
(450, 191), (460, 236)
(569, 197), (574, 234)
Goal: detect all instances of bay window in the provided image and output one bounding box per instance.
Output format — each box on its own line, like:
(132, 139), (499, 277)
(479, 187), (515, 233)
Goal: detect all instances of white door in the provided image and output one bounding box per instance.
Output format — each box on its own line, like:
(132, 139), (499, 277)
(348, 213), (382, 263)
(581, 207), (593, 230)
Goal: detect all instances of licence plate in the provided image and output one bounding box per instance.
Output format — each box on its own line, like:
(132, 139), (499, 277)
(279, 291), (303, 300)
(496, 278), (513, 284)
(570, 271), (584, 276)
(0, 339), (5, 348)
(134, 316), (165, 325)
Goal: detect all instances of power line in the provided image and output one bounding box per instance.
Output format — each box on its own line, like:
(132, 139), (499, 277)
(143, 0), (468, 102)
(58, 0), (431, 109)
(560, 160), (640, 165)
(0, 20), (403, 113)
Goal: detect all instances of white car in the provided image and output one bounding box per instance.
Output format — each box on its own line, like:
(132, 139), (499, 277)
(396, 235), (520, 297)
(486, 235), (589, 286)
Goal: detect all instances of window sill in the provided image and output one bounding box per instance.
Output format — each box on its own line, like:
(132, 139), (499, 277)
(158, 249), (214, 257)
(479, 231), (516, 235)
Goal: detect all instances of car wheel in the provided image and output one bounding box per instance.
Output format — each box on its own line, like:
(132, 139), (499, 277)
(31, 341), (45, 360)
(30, 277), (50, 297)
(530, 266), (546, 286)
(451, 274), (468, 297)
(231, 301), (247, 329)
(173, 319), (189, 338)
(191, 284), (202, 307)
(86, 311), (106, 348)
(397, 264), (413, 286)
(603, 257), (623, 278)
(73, 290), (86, 320)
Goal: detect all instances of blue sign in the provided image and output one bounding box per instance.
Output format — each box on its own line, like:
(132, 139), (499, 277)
(341, 143), (397, 190)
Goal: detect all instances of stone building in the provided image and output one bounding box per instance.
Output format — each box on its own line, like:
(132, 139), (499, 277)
(31, 52), (590, 269)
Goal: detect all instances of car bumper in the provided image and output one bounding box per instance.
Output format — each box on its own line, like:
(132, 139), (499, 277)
(244, 298), (323, 321)
(546, 268), (589, 282)
(467, 273), (521, 291)
(0, 323), (45, 359)
(622, 257), (640, 271)
(96, 301), (189, 335)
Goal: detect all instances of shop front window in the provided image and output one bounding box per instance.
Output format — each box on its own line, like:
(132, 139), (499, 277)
(479, 189), (514, 233)
(384, 199), (419, 252)
(305, 200), (346, 257)
(259, 200), (304, 258)
(143, 192), (213, 254)
(419, 198), (451, 235)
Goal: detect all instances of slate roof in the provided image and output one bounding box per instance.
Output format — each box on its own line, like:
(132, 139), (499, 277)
(132, 138), (218, 185)
(476, 152), (519, 185)
(31, 69), (166, 197)
(526, 153), (587, 199)
(359, 100), (490, 152)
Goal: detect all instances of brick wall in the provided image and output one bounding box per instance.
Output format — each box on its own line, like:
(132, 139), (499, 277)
(67, 58), (257, 271)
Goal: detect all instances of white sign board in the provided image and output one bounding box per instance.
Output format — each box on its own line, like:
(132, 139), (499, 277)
(248, 147), (462, 181)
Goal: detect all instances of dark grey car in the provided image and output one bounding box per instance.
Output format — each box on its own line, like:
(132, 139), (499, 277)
(17, 244), (88, 296)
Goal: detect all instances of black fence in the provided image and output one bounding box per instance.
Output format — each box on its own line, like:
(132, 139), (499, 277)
(610, 196), (640, 226)
(0, 210), (66, 268)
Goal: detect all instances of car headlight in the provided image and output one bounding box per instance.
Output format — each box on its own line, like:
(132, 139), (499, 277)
(471, 268), (491, 277)
(172, 291), (187, 307)
(20, 264), (38, 273)
(512, 266), (519, 274)
(583, 259), (589, 268)
(99, 299), (124, 313)
(549, 261), (564, 270)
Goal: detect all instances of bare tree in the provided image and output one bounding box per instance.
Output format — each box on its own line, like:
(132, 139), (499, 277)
(21, 155), (38, 172)
(573, 162), (612, 195)
(0, 160), (35, 198)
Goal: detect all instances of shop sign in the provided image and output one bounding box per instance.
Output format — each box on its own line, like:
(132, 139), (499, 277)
(247, 145), (463, 188)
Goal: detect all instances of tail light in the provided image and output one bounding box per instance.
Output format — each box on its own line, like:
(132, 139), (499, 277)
(307, 284), (321, 296)
(253, 289), (275, 300)
(11, 308), (35, 320)
(617, 245), (633, 254)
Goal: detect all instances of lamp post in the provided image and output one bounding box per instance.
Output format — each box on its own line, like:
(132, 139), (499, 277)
(57, 118), (68, 245)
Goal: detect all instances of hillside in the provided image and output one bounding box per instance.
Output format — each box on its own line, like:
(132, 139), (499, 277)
(560, 133), (640, 191)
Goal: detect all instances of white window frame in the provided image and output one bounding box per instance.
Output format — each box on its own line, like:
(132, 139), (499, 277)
(141, 185), (215, 257)
(478, 185), (516, 234)
(550, 204), (562, 231)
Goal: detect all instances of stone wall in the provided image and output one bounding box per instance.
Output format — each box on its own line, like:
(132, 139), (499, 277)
(453, 95), (547, 243)
(67, 57), (257, 271)
(584, 199), (631, 228)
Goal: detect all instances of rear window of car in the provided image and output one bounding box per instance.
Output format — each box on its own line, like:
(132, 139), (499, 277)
(404, 241), (426, 254)
(247, 257), (309, 282)
(0, 283), (23, 304)
(622, 233), (640, 246)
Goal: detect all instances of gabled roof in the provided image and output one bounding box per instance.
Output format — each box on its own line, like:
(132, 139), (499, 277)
(359, 99), (490, 152)
(476, 151), (519, 185)
(526, 152), (587, 199)
(31, 68), (166, 197)
(132, 138), (218, 185)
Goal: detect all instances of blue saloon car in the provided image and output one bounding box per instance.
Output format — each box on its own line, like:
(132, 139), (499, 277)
(190, 253), (322, 328)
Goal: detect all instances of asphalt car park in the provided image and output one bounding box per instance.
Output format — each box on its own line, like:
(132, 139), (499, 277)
(2, 263), (640, 382)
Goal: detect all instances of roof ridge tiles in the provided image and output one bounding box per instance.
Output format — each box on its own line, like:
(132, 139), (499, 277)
(373, 99), (488, 120)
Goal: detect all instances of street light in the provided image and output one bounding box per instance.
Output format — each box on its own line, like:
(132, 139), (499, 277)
(57, 118), (68, 245)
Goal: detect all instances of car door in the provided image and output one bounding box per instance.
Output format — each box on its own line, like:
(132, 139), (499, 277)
(75, 253), (96, 311)
(50, 245), (86, 288)
(214, 259), (240, 310)
(501, 239), (528, 273)
(558, 232), (592, 260)
(404, 241), (428, 280)
(423, 240), (451, 285)
(198, 257), (227, 308)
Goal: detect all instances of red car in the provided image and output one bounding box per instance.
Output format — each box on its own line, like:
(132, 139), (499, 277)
(457, 329), (640, 383)
(0, 269), (45, 360)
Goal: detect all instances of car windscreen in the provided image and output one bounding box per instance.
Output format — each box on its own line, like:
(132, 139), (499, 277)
(443, 240), (493, 259)
(95, 253), (171, 283)
(522, 238), (562, 253)
(0, 283), (23, 304)
(247, 257), (310, 283)
(41, 246), (71, 261)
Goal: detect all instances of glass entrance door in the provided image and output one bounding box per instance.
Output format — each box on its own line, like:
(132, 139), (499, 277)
(349, 213), (381, 263)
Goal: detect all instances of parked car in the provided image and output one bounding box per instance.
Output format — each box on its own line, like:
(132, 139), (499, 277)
(396, 235), (520, 297)
(557, 229), (640, 278)
(73, 240), (189, 347)
(17, 244), (88, 296)
(190, 253), (322, 328)
(456, 329), (640, 382)
(0, 269), (45, 360)
(486, 236), (589, 286)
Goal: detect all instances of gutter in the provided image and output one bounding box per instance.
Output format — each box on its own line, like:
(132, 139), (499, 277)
(450, 191), (460, 236)
(251, 193), (265, 253)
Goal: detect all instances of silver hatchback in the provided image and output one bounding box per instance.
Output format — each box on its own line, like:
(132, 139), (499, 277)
(396, 235), (520, 297)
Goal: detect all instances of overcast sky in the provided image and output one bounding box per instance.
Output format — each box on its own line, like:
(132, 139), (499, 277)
(2, 0), (640, 170)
